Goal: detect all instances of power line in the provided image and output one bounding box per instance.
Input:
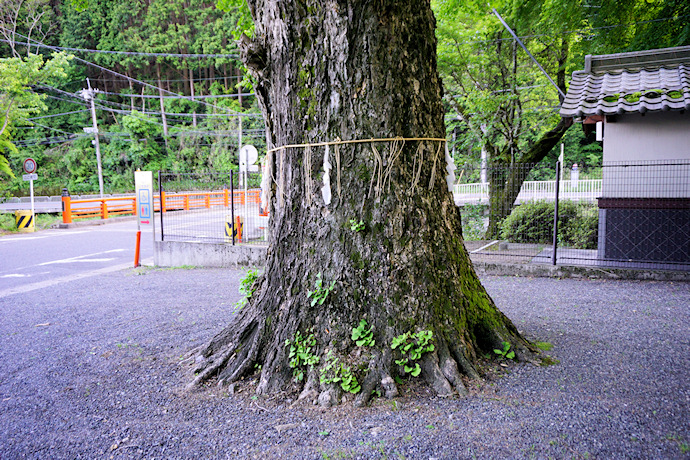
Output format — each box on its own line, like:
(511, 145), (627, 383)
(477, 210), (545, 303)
(27, 109), (90, 120)
(89, 94), (261, 119)
(97, 89), (255, 99)
(95, 75), (245, 84)
(7, 30), (244, 117)
(36, 84), (262, 122)
(0, 38), (239, 59)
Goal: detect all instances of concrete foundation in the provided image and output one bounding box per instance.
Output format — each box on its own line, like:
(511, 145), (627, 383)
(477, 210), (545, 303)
(154, 240), (267, 268)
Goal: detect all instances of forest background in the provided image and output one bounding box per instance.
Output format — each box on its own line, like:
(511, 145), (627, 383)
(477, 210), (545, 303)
(0, 0), (688, 198)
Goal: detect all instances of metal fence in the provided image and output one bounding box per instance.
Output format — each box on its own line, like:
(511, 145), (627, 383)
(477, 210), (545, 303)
(458, 160), (690, 272)
(158, 171), (267, 245)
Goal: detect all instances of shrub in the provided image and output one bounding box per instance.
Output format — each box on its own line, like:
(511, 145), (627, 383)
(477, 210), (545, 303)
(459, 203), (487, 240)
(563, 204), (599, 249)
(500, 200), (598, 249)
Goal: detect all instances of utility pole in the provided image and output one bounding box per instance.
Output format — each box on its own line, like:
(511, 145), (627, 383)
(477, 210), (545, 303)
(80, 78), (104, 198)
(156, 64), (169, 150)
(189, 67), (197, 128)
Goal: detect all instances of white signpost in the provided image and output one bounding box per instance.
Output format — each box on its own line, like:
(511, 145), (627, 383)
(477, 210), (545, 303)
(239, 145), (259, 226)
(134, 170), (155, 267)
(22, 158), (37, 230)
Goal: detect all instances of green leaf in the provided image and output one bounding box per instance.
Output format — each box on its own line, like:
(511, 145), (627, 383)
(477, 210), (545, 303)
(410, 363), (421, 377)
(506, 351), (515, 360)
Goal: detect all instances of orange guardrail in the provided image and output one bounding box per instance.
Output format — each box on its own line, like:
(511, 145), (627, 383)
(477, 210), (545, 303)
(61, 189), (263, 223)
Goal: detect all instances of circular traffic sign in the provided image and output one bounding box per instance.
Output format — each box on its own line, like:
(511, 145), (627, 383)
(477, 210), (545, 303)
(23, 158), (37, 174)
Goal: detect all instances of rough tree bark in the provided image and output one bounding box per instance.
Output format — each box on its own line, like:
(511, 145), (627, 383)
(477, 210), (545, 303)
(189, 0), (535, 406)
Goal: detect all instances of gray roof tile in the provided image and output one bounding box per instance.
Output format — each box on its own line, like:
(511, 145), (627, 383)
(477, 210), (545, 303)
(560, 46), (690, 118)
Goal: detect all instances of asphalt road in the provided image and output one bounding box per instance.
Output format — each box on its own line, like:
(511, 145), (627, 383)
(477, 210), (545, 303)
(0, 221), (154, 299)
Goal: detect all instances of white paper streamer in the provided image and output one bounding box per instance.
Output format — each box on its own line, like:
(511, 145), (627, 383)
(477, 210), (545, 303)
(445, 142), (456, 193)
(321, 145), (332, 205)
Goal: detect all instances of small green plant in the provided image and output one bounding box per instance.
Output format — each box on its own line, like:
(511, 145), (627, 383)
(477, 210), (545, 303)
(285, 330), (320, 382)
(319, 350), (361, 393)
(318, 430), (330, 436)
(240, 269), (260, 297)
(339, 365), (360, 393)
(307, 273), (336, 306)
(535, 341), (553, 351)
(391, 330), (434, 377)
(351, 319), (375, 347)
(666, 434), (689, 454)
(603, 93), (620, 103)
(349, 219), (365, 232)
(235, 269), (261, 309)
(493, 341), (515, 360)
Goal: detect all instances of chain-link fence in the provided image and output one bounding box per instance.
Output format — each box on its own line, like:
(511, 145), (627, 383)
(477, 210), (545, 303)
(156, 160), (688, 271)
(158, 171), (267, 245)
(457, 160), (689, 271)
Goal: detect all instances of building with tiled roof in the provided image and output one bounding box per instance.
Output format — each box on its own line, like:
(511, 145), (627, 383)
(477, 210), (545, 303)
(561, 46), (690, 118)
(561, 46), (689, 269)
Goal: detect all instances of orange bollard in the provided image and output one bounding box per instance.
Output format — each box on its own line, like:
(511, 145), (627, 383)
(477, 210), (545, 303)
(101, 200), (109, 219)
(235, 215), (243, 243)
(134, 230), (141, 267)
(62, 194), (72, 224)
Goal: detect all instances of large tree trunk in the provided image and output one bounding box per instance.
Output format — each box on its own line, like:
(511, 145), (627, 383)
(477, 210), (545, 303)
(190, 0), (534, 406)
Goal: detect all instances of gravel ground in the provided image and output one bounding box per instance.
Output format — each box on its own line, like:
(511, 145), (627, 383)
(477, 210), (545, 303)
(1, 267), (688, 459)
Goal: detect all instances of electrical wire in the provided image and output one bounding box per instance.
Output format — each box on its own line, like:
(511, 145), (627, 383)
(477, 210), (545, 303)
(27, 109), (90, 120)
(97, 89), (255, 99)
(0, 38), (239, 59)
(6, 30), (245, 117)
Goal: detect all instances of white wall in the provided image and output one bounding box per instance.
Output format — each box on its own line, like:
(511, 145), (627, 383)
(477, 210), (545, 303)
(602, 111), (690, 198)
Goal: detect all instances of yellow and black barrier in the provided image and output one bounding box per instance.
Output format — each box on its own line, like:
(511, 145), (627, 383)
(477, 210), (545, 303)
(15, 210), (34, 232)
(224, 215), (243, 243)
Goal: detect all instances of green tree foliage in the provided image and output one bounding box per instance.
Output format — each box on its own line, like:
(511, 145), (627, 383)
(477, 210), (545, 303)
(434, 0), (580, 237)
(433, 0), (688, 238)
(2, 1), (687, 197)
(0, 52), (70, 176)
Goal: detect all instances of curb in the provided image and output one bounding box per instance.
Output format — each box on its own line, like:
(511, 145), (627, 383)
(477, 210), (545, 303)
(472, 260), (690, 282)
(55, 215), (138, 229)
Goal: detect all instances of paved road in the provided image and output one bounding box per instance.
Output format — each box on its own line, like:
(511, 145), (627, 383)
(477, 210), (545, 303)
(0, 221), (154, 298)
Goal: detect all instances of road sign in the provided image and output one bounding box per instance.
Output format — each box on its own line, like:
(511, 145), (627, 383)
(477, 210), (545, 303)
(23, 158), (37, 174)
(239, 145), (259, 173)
(134, 170), (155, 268)
(83, 127), (98, 134)
(134, 171), (154, 227)
(22, 173), (38, 181)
